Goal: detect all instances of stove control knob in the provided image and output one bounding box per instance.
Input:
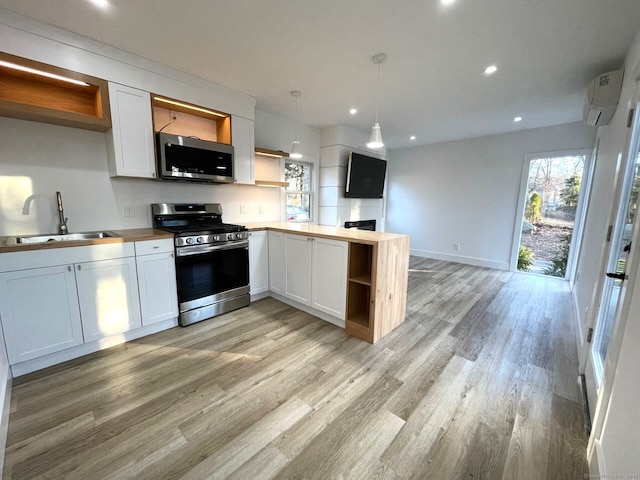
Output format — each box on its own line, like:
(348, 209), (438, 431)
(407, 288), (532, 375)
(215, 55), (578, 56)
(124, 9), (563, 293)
(196, 237), (204, 244)
(227, 233), (234, 241)
(213, 235), (220, 242)
(186, 238), (194, 245)
(236, 233), (244, 239)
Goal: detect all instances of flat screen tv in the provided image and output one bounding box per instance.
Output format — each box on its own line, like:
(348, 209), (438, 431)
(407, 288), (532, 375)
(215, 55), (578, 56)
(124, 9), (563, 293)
(345, 152), (387, 198)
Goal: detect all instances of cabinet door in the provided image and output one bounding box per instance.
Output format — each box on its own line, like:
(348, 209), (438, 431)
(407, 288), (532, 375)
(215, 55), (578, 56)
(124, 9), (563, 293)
(232, 115), (255, 185)
(0, 265), (83, 364)
(311, 238), (348, 319)
(75, 257), (142, 342)
(249, 231), (269, 295)
(136, 252), (179, 326)
(284, 234), (313, 305)
(268, 231), (284, 294)
(106, 83), (156, 178)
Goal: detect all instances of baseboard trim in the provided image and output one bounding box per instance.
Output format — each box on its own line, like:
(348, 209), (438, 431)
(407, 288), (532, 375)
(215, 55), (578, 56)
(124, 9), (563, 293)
(409, 249), (510, 271)
(10, 317), (179, 377)
(269, 293), (345, 329)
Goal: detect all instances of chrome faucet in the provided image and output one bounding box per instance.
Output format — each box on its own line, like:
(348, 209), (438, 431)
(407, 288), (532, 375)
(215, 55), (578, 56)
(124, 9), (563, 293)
(56, 191), (69, 235)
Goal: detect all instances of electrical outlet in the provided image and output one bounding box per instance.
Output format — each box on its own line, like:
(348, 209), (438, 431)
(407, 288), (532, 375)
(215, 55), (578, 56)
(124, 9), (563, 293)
(259, 203), (265, 214)
(453, 243), (460, 251)
(124, 205), (135, 218)
(240, 204), (247, 214)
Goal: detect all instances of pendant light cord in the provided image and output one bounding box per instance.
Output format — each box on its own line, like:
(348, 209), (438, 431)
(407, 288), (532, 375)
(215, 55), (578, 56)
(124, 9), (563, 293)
(295, 94), (299, 141)
(375, 60), (381, 124)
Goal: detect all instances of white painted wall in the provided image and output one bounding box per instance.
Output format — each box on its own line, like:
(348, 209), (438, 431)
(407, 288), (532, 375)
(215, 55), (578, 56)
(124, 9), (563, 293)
(318, 125), (387, 229)
(583, 28), (640, 477)
(386, 123), (597, 270)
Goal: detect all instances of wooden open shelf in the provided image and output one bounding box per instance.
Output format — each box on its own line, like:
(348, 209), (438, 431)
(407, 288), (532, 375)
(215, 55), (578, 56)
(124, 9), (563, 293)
(0, 52), (111, 131)
(151, 95), (231, 144)
(345, 243), (374, 342)
(254, 147), (288, 187)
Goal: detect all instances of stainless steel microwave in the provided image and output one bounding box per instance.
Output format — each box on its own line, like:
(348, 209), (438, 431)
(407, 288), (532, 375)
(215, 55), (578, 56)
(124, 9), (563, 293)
(156, 132), (234, 183)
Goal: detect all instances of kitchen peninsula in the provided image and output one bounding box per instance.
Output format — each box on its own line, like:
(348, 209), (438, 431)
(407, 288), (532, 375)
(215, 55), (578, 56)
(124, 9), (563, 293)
(246, 223), (410, 344)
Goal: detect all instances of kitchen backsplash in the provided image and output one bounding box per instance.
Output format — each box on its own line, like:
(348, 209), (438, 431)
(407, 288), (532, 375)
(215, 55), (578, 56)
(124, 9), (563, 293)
(0, 117), (281, 237)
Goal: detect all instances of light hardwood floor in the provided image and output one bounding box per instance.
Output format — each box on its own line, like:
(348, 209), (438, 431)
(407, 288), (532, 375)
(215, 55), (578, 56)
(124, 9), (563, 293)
(2, 257), (588, 479)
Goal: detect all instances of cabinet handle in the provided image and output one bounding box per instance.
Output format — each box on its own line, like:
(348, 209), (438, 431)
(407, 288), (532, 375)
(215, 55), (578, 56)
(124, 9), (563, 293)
(170, 253), (174, 258)
(68, 265), (72, 272)
(77, 265), (81, 271)
(153, 246), (159, 249)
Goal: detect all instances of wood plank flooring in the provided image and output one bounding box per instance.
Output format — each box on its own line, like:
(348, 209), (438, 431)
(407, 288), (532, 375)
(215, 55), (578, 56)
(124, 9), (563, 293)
(2, 257), (589, 479)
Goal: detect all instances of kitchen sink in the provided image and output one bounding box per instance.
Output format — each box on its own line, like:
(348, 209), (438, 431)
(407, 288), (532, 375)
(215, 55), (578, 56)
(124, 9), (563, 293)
(9, 231), (121, 244)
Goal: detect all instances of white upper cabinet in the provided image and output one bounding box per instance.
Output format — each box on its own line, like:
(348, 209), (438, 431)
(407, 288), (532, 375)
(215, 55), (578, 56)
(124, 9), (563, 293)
(106, 82), (156, 178)
(232, 115), (255, 185)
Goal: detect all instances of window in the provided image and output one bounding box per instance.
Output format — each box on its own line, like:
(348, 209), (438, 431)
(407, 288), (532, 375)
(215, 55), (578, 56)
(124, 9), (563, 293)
(285, 161), (312, 222)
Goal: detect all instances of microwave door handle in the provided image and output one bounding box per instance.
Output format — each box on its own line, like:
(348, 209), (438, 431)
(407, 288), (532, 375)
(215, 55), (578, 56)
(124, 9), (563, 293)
(176, 240), (248, 257)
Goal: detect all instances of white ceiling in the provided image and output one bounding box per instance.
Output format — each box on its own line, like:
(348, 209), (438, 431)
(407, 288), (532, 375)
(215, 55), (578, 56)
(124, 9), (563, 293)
(1, 0), (640, 149)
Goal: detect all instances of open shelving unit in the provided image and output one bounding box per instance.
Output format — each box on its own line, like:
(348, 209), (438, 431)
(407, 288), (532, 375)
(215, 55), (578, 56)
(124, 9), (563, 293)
(345, 243), (375, 342)
(151, 95), (231, 143)
(254, 147), (289, 187)
(0, 52), (111, 131)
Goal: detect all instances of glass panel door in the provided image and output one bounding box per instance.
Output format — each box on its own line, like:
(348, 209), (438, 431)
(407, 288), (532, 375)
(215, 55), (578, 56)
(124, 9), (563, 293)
(591, 109), (640, 386)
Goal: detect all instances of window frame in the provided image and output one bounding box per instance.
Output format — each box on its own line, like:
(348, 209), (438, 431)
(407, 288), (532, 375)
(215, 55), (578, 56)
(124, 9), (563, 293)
(284, 160), (313, 223)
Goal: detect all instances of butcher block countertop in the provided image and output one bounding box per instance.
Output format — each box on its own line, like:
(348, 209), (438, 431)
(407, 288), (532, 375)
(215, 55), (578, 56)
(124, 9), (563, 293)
(0, 228), (173, 253)
(244, 222), (408, 245)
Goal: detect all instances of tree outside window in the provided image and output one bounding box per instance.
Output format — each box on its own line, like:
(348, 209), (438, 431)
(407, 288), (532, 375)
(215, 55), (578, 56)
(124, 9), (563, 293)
(285, 161), (312, 221)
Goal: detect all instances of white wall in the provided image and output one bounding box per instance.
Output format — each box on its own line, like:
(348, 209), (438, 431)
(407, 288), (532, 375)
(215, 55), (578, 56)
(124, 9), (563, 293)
(583, 28), (640, 476)
(386, 123), (597, 270)
(318, 125), (387, 229)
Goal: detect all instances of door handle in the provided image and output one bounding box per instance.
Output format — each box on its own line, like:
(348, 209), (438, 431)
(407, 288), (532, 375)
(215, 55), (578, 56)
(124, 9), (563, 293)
(606, 272), (625, 280)
(623, 242), (632, 253)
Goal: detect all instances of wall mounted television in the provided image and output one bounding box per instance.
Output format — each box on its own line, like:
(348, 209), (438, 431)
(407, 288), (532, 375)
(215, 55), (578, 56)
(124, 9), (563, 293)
(344, 151), (387, 198)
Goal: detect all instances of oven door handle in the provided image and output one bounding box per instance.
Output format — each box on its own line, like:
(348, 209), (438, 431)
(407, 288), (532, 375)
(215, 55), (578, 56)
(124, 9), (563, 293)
(176, 240), (249, 257)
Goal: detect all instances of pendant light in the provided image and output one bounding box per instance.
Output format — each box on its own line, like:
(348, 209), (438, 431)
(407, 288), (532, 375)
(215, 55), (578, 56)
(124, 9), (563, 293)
(290, 90), (303, 159)
(367, 53), (387, 149)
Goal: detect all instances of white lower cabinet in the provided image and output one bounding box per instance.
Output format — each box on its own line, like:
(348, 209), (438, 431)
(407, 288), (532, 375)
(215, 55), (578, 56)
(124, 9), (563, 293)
(135, 240), (179, 326)
(249, 231), (269, 295)
(0, 241), (179, 369)
(268, 231), (284, 294)
(284, 234), (313, 304)
(311, 237), (348, 319)
(75, 257), (141, 342)
(282, 233), (347, 320)
(0, 265), (84, 364)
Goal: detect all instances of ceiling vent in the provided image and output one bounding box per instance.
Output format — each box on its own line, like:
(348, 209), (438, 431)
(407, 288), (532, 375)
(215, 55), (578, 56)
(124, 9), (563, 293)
(584, 69), (624, 126)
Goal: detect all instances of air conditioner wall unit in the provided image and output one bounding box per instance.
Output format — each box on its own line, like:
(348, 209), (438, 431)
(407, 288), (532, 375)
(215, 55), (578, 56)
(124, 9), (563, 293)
(583, 69), (624, 126)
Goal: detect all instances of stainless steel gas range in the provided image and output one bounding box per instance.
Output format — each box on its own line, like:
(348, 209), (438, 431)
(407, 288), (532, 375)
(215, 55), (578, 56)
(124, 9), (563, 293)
(152, 203), (250, 326)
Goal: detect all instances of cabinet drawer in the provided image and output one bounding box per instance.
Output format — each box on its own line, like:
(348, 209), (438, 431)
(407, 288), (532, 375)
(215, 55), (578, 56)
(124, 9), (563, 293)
(135, 238), (174, 256)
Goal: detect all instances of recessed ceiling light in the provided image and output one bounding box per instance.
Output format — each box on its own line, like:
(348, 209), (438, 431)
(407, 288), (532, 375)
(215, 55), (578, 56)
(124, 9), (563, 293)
(89, 0), (110, 9)
(514, 116), (523, 122)
(349, 108), (357, 115)
(484, 65), (498, 75)
(441, 0), (457, 6)
(410, 135), (416, 141)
